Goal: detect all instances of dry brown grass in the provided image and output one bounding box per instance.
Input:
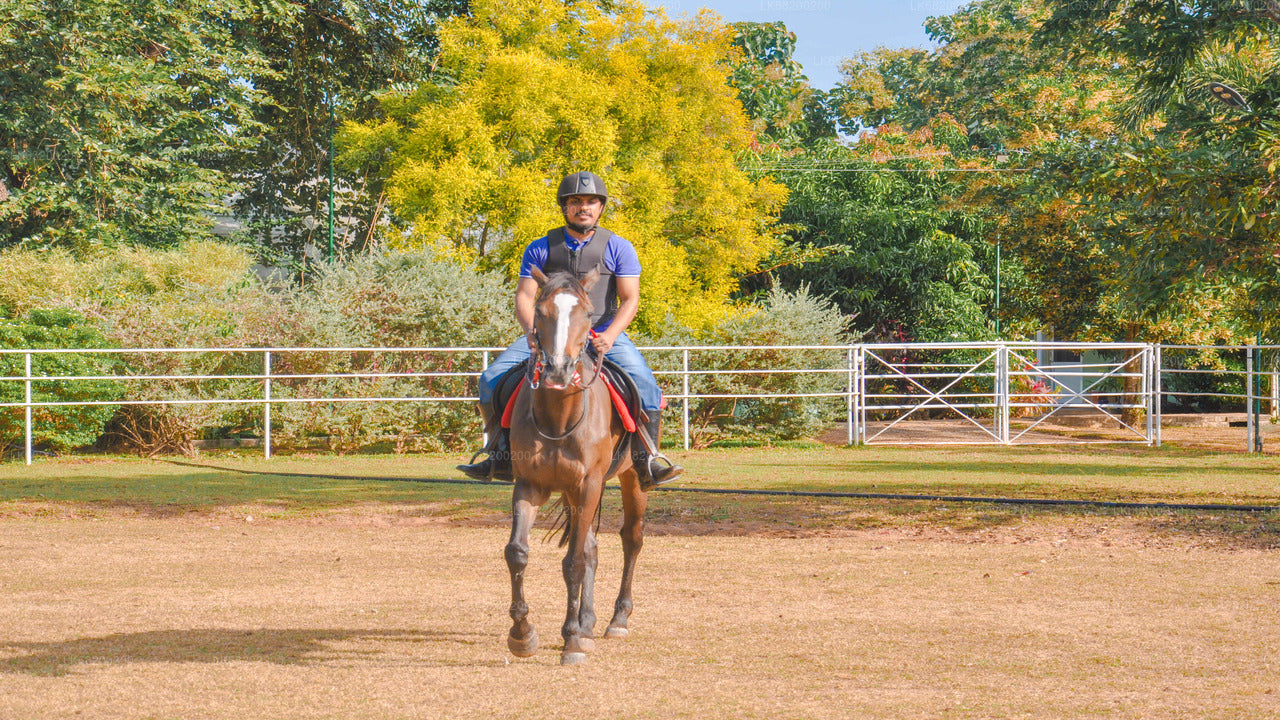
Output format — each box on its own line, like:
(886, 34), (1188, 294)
(2, 504), (1279, 719)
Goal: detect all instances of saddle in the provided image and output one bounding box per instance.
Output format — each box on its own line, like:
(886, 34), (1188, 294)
(492, 356), (645, 477)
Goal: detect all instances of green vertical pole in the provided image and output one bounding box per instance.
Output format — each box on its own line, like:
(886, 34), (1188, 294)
(328, 93), (335, 263)
(994, 239), (1002, 337)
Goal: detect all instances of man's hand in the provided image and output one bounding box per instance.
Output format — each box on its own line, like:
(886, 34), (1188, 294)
(591, 331), (616, 355)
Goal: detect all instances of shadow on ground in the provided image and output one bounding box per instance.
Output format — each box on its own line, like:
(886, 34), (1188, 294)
(0, 627), (495, 676)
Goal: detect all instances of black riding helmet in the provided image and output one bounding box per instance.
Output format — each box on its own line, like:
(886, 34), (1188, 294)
(556, 171), (608, 206)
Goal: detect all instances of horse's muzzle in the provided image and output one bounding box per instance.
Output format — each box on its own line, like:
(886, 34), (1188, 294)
(540, 353), (581, 390)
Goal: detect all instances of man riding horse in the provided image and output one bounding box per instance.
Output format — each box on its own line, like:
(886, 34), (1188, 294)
(458, 170), (683, 489)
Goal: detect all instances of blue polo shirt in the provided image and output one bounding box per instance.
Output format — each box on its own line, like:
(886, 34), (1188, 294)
(518, 230), (642, 279)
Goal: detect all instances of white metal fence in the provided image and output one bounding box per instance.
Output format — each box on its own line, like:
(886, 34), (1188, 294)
(2, 342), (1277, 464)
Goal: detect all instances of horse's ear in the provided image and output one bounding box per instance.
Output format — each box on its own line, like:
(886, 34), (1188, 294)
(581, 266), (601, 292)
(530, 266), (548, 287)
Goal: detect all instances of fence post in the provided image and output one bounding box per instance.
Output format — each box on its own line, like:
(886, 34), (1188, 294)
(682, 348), (690, 451)
(1152, 340), (1162, 443)
(856, 346), (865, 444)
(997, 344), (1010, 444)
(1253, 345), (1263, 453)
(1153, 344), (1162, 448)
(1246, 347), (1256, 454)
(263, 350), (272, 460)
(846, 346), (855, 446)
(481, 350), (490, 446)
(24, 352), (32, 466)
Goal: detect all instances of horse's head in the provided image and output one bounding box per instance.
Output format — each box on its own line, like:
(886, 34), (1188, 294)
(530, 266), (600, 390)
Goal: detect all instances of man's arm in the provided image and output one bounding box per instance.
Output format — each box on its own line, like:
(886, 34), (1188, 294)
(514, 277), (539, 351)
(593, 275), (639, 354)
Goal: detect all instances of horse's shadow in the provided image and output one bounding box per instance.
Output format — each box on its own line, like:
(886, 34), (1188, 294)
(0, 627), (493, 676)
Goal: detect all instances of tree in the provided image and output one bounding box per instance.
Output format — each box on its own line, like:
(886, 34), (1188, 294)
(1037, 0), (1280, 341)
(827, 0), (1257, 347)
(726, 21), (834, 147)
(0, 0), (278, 250)
(752, 118), (996, 342)
(339, 0), (788, 331)
(223, 0), (469, 263)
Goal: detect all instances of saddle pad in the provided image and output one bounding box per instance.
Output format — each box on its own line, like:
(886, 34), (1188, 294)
(497, 358), (637, 432)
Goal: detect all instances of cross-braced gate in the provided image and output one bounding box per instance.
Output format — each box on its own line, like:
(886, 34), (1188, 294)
(854, 343), (1156, 446)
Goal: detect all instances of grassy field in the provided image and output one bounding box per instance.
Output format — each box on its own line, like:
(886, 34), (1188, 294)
(1, 446), (1279, 718)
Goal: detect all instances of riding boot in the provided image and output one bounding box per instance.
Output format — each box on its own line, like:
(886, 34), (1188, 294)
(457, 409), (513, 482)
(633, 414), (683, 491)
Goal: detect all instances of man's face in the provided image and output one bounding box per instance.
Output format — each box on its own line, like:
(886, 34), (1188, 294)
(562, 194), (604, 234)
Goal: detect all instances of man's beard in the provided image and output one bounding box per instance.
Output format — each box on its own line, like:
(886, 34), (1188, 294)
(566, 218), (596, 234)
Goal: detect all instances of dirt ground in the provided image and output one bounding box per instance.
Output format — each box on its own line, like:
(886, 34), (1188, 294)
(2, 507), (1278, 719)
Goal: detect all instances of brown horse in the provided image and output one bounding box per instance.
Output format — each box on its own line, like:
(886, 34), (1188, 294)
(503, 266), (648, 665)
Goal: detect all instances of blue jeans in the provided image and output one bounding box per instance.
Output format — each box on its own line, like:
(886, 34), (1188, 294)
(478, 332), (663, 412)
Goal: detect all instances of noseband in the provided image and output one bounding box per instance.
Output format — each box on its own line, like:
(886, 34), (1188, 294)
(526, 330), (606, 393)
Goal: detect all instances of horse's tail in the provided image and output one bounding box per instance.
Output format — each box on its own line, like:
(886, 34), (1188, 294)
(543, 492), (606, 549)
(544, 496), (572, 548)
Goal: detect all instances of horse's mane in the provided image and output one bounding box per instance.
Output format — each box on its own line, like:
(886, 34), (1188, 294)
(536, 270), (586, 300)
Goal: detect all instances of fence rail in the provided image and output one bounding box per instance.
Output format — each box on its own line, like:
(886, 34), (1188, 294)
(3, 342), (1277, 464)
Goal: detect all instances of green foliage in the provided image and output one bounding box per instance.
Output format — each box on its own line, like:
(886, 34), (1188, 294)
(642, 285), (852, 447)
(752, 122), (995, 343)
(0, 0), (278, 250)
(269, 249), (513, 453)
(224, 0), (468, 261)
(727, 21), (834, 147)
(0, 308), (122, 452)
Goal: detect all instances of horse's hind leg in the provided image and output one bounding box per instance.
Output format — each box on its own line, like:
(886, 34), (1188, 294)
(506, 482), (547, 658)
(607, 468), (647, 639)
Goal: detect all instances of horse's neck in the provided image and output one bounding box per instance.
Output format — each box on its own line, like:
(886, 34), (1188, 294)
(529, 383), (592, 437)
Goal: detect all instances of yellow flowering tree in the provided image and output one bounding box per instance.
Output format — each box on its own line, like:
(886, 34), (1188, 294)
(339, 0), (787, 331)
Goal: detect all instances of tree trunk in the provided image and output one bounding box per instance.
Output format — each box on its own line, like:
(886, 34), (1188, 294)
(1121, 323), (1145, 426)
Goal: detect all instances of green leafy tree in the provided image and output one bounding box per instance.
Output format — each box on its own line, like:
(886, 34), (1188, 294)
(0, 0), (278, 250)
(754, 119), (995, 342)
(1037, 0), (1280, 341)
(224, 0), (469, 262)
(726, 21), (834, 147)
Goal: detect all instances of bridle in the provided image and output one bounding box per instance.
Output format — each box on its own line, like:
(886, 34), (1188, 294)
(526, 330), (606, 392)
(525, 296), (606, 441)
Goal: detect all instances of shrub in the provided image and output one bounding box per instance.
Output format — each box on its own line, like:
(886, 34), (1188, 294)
(640, 285), (854, 447)
(0, 308), (123, 453)
(267, 250), (514, 453)
(67, 242), (301, 455)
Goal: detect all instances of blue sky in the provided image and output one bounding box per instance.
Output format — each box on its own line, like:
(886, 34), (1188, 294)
(655, 0), (970, 90)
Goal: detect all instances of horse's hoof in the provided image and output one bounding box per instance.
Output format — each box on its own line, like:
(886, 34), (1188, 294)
(604, 625), (629, 639)
(560, 651), (588, 666)
(576, 636), (595, 653)
(508, 630), (538, 658)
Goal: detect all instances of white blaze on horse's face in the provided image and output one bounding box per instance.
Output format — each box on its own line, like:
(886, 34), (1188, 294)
(551, 292), (580, 363)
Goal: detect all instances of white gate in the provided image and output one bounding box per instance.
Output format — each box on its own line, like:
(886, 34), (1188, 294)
(855, 343), (1155, 446)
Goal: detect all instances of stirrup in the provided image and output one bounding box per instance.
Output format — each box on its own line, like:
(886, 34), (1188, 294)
(640, 453), (682, 490)
(456, 449), (495, 482)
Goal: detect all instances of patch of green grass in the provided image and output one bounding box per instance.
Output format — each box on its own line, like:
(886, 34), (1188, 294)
(2, 446), (1278, 546)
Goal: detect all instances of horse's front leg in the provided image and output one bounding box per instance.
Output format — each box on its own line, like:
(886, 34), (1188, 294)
(506, 481), (547, 658)
(607, 467), (647, 639)
(560, 483), (603, 665)
(578, 524), (599, 640)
